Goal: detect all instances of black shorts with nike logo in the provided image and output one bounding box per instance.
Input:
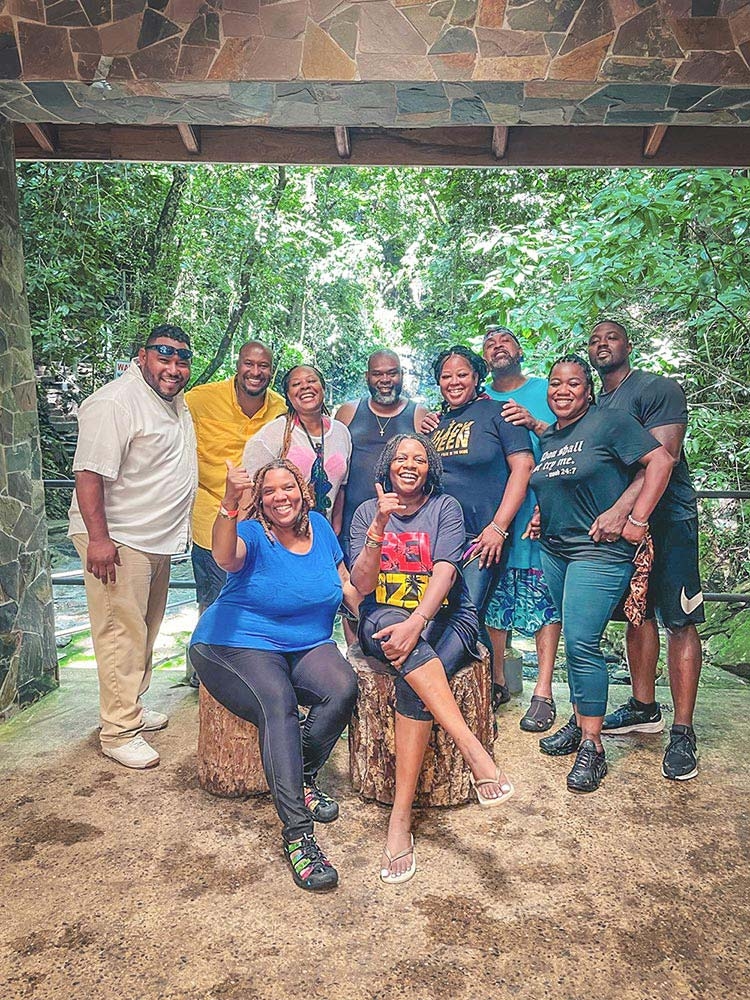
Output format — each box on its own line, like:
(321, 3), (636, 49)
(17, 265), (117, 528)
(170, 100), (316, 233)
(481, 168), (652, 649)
(612, 515), (704, 629)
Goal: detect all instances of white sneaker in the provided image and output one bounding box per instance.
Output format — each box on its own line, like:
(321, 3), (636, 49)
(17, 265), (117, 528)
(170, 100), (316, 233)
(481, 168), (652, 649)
(141, 708), (168, 732)
(102, 735), (160, 769)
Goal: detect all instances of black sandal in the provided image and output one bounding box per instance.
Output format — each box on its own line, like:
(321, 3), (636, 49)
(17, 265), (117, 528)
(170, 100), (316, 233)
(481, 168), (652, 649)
(519, 695), (557, 733)
(492, 682), (511, 712)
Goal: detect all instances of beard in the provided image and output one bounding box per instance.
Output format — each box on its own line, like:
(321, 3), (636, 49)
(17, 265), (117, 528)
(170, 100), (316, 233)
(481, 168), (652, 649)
(368, 382), (402, 405)
(490, 354), (521, 376)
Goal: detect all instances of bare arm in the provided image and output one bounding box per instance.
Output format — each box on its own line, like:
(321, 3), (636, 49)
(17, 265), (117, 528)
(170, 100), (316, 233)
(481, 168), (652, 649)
(331, 486), (345, 535)
(333, 400), (356, 426)
(338, 562), (362, 618)
(621, 445), (674, 544)
(211, 462), (251, 573)
(413, 403), (429, 433)
(471, 451), (535, 569)
(350, 484), (404, 594)
(501, 400), (550, 437)
(589, 423), (683, 542)
(372, 561), (457, 668)
(74, 470), (121, 584)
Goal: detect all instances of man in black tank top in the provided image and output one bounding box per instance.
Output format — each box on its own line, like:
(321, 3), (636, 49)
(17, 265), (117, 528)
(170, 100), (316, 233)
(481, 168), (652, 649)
(335, 350), (427, 569)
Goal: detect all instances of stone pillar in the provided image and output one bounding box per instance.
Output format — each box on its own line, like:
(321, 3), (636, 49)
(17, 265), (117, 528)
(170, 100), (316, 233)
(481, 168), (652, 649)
(0, 119), (57, 719)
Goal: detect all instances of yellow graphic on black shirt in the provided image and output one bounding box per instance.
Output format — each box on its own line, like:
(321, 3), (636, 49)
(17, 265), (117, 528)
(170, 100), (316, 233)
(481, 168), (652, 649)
(375, 531), (447, 609)
(431, 419), (474, 458)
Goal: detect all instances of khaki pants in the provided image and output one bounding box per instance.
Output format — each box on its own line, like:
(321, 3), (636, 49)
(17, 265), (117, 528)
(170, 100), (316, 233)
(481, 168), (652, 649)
(72, 535), (171, 747)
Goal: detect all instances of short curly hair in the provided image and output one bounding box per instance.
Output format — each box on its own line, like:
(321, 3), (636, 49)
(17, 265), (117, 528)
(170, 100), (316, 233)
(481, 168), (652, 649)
(245, 459), (314, 542)
(373, 433), (443, 497)
(548, 353), (597, 405)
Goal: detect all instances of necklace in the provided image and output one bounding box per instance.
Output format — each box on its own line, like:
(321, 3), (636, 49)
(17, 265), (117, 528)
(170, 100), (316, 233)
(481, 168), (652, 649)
(374, 413), (393, 438)
(603, 368), (633, 399)
(297, 415), (325, 455)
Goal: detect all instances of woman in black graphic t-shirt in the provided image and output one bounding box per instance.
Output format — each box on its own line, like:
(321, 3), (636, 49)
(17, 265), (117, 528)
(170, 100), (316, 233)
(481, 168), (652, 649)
(428, 346), (534, 711)
(350, 433), (515, 887)
(528, 355), (672, 793)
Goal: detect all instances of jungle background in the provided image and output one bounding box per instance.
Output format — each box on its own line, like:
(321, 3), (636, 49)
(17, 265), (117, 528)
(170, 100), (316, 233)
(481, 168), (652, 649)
(20, 162), (750, 671)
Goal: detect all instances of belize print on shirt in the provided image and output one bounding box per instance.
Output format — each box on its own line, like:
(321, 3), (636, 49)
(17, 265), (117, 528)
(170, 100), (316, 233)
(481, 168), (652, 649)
(375, 531), (446, 609)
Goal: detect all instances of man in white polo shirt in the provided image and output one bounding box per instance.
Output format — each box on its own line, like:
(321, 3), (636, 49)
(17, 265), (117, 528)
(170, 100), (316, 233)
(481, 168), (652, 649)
(69, 325), (197, 769)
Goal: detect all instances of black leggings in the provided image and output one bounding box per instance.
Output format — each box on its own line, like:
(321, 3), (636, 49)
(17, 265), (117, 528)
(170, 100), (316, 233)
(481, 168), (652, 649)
(190, 642), (358, 841)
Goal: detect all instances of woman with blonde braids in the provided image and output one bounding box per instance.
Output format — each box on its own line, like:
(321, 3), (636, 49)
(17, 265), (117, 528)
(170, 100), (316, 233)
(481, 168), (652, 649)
(189, 458), (358, 892)
(242, 365), (352, 532)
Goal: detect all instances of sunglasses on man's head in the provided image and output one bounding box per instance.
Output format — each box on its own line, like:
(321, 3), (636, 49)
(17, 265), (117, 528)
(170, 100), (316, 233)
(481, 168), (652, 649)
(145, 344), (193, 361)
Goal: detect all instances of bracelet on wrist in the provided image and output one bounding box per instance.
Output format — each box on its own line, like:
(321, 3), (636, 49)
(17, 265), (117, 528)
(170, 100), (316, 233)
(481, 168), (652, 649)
(627, 513), (649, 528)
(364, 536), (383, 549)
(218, 505), (239, 519)
(366, 530), (385, 543)
(413, 609), (431, 626)
(490, 522), (509, 539)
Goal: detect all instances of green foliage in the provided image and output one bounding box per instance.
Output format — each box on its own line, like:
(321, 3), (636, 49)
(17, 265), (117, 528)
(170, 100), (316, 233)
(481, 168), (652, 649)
(19, 162), (750, 606)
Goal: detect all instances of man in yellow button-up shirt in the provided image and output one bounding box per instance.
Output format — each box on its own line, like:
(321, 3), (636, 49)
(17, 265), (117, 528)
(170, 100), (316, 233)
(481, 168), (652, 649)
(185, 342), (286, 630)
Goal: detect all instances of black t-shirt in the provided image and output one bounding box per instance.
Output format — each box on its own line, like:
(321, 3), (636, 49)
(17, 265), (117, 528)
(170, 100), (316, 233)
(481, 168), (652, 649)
(530, 407), (660, 562)
(596, 369), (697, 521)
(429, 396), (533, 538)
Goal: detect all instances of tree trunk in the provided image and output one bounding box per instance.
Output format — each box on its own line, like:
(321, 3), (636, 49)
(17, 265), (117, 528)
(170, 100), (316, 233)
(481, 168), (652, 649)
(193, 166), (288, 385)
(197, 684), (268, 798)
(348, 643), (493, 807)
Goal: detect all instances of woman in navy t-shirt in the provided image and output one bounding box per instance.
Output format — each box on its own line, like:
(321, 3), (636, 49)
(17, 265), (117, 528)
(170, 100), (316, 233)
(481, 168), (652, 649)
(529, 355), (673, 793)
(428, 345), (535, 710)
(190, 458), (358, 892)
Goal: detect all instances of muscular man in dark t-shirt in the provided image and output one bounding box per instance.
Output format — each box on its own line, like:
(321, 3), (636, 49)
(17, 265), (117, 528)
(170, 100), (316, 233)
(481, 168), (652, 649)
(587, 320), (703, 781)
(335, 350), (427, 642)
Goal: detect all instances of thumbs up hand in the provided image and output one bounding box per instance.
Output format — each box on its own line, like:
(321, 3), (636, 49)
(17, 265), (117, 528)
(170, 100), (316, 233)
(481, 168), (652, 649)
(224, 459), (253, 508)
(373, 482), (406, 533)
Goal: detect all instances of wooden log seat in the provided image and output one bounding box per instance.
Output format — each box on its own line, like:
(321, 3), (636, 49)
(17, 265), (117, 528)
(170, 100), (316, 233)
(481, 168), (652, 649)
(197, 684), (268, 798)
(347, 642), (493, 807)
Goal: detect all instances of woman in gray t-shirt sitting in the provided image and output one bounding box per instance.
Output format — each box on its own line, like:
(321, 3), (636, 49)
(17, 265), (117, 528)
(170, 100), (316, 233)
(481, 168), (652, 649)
(350, 433), (514, 887)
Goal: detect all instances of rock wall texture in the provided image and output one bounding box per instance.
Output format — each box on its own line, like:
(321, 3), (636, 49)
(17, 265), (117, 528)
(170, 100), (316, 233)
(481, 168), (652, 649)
(0, 120), (57, 719)
(2, 1), (750, 126)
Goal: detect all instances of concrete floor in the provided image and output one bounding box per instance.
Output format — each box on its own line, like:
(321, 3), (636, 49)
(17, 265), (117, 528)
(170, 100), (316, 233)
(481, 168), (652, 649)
(1, 665), (748, 1000)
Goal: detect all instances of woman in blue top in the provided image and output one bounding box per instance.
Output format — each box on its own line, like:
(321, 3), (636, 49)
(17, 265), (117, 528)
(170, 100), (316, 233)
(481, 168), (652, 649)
(190, 458), (358, 892)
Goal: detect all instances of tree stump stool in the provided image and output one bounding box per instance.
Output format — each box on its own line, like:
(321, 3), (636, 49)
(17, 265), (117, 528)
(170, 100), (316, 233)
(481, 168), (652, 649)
(197, 684), (268, 798)
(348, 642), (493, 807)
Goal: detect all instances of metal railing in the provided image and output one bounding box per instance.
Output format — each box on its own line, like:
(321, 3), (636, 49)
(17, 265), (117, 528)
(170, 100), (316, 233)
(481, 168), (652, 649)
(45, 480), (750, 603)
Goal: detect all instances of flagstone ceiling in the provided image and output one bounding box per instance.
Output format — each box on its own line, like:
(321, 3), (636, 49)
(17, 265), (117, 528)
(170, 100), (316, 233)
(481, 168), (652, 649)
(1, 1), (750, 127)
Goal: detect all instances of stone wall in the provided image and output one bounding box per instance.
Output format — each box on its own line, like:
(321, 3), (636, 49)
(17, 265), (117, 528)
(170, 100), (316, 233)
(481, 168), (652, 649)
(0, 118), (57, 719)
(1, 2), (750, 127)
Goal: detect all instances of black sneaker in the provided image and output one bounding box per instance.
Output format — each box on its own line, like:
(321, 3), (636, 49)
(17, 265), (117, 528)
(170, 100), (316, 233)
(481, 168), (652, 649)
(662, 725), (698, 781)
(602, 696), (664, 735)
(283, 833), (339, 891)
(304, 782), (339, 823)
(539, 715), (582, 757)
(567, 740), (608, 793)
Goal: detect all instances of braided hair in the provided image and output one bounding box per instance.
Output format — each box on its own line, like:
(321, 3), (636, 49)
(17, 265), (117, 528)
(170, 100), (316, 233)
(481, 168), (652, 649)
(278, 365), (330, 459)
(432, 345), (488, 414)
(373, 433), (443, 497)
(548, 353), (597, 405)
(245, 459), (314, 543)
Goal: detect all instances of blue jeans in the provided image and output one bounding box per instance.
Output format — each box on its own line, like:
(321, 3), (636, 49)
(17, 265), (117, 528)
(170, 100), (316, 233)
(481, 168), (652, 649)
(540, 551), (634, 718)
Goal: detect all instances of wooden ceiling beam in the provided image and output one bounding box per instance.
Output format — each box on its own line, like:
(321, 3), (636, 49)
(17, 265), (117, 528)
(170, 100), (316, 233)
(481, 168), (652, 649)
(643, 125), (669, 158)
(491, 126), (509, 160)
(333, 126), (351, 159)
(176, 124), (200, 154)
(12, 124), (750, 169)
(26, 123), (58, 154)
